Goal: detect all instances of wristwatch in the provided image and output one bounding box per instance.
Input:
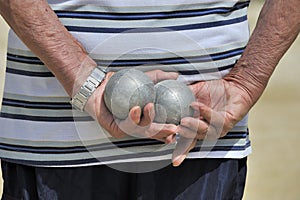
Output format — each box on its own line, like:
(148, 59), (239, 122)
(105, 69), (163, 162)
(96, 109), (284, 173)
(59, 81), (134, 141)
(71, 67), (106, 111)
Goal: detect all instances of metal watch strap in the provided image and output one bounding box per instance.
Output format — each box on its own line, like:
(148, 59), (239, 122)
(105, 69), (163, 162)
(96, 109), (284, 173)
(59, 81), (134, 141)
(71, 67), (106, 111)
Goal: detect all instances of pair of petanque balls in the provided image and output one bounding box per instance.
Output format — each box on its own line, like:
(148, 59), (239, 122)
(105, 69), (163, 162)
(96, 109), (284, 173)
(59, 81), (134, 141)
(104, 69), (195, 125)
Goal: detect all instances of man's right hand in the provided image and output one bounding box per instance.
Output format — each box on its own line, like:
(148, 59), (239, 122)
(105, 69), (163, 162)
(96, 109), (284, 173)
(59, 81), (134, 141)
(85, 70), (179, 143)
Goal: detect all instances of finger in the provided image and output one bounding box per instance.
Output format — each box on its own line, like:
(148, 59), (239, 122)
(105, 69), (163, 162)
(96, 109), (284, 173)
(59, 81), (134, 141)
(189, 102), (204, 120)
(177, 125), (208, 140)
(180, 117), (208, 138)
(206, 125), (219, 140)
(192, 108), (201, 118)
(190, 102), (212, 123)
(190, 102), (225, 139)
(138, 103), (155, 127)
(129, 106), (142, 125)
(145, 70), (179, 84)
(148, 123), (178, 139)
(176, 126), (198, 139)
(152, 134), (176, 144)
(116, 106), (141, 135)
(105, 71), (115, 79)
(172, 137), (197, 167)
(188, 82), (211, 104)
(188, 81), (206, 95)
(165, 134), (176, 144)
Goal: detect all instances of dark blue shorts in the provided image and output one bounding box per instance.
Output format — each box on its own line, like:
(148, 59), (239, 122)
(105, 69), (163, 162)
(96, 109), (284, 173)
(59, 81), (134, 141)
(1, 158), (247, 200)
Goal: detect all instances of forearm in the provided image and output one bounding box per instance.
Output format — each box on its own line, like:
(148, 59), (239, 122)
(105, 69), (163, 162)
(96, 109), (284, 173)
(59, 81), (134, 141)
(225, 0), (300, 106)
(0, 0), (96, 96)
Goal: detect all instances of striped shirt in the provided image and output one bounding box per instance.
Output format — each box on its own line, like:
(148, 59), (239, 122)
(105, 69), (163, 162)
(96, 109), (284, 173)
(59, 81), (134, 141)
(0, 0), (251, 167)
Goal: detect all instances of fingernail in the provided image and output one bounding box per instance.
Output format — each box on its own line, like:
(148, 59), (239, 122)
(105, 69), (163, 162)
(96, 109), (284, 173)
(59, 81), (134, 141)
(134, 107), (141, 117)
(190, 102), (200, 109)
(149, 106), (155, 117)
(172, 155), (186, 167)
(165, 135), (176, 144)
(180, 118), (188, 126)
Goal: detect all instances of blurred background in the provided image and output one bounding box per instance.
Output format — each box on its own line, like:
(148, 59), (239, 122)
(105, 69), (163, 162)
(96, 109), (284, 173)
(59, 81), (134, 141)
(0, 1), (299, 199)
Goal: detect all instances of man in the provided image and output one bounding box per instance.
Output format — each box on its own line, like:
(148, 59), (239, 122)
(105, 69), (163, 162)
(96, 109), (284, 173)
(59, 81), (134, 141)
(0, 0), (299, 199)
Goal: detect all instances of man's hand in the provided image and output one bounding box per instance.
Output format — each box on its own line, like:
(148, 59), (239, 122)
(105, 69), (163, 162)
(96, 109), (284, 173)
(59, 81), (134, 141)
(172, 0), (300, 166)
(85, 70), (179, 143)
(172, 78), (252, 166)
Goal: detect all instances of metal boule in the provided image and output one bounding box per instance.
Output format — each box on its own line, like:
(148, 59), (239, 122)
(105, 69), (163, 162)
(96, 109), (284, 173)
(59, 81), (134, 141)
(104, 69), (156, 120)
(154, 80), (195, 125)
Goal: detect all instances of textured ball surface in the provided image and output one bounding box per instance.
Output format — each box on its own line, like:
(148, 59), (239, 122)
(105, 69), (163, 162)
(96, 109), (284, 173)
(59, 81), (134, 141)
(104, 69), (155, 120)
(154, 80), (195, 125)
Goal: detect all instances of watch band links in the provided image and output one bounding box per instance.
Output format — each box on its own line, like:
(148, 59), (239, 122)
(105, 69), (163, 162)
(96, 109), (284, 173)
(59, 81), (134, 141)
(71, 67), (106, 111)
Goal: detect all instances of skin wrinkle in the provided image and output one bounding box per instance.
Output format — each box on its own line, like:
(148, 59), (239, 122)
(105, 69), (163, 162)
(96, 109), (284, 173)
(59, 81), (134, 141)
(1, 0), (94, 96)
(225, 0), (300, 107)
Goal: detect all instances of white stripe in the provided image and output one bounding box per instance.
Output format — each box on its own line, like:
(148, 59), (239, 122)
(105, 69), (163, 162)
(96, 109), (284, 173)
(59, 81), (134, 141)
(4, 73), (67, 97)
(0, 142), (174, 161)
(3, 92), (69, 103)
(1, 105), (87, 117)
(7, 21), (249, 59)
(7, 61), (50, 73)
(0, 117), (103, 142)
(181, 21), (250, 49)
(178, 68), (230, 83)
(0, 115), (248, 142)
(49, 0), (246, 8)
(0, 143), (251, 166)
(90, 40), (248, 60)
(187, 145), (252, 159)
(8, 40), (248, 60)
(109, 56), (240, 72)
(41, 145), (250, 168)
(69, 22), (249, 56)
(7, 30), (30, 51)
(59, 8), (247, 28)
(199, 138), (249, 147)
(34, 154), (174, 168)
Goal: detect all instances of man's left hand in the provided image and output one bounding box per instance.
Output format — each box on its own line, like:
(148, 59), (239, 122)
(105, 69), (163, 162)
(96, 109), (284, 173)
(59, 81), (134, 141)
(172, 78), (253, 166)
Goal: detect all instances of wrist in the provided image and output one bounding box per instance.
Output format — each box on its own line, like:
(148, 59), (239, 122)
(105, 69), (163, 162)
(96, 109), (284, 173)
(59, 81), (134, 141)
(70, 66), (107, 111)
(84, 72), (114, 119)
(224, 60), (268, 106)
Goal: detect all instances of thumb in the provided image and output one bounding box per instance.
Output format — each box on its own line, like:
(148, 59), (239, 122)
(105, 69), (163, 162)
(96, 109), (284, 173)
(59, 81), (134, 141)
(172, 137), (197, 167)
(128, 106), (142, 124)
(190, 102), (212, 121)
(145, 70), (178, 84)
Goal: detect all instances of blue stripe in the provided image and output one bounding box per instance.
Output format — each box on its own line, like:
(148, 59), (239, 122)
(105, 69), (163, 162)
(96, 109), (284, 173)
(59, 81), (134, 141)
(66, 15), (248, 33)
(0, 112), (92, 122)
(55, 1), (249, 20)
(0, 139), (164, 154)
(178, 64), (234, 75)
(2, 98), (71, 109)
(0, 141), (250, 166)
(0, 149), (174, 166)
(222, 132), (248, 139)
(0, 139), (250, 166)
(100, 47), (244, 67)
(0, 140), (249, 166)
(6, 47), (244, 76)
(192, 140), (251, 152)
(0, 131), (248, 154)
(6, 68), (54, 77)
(7, 47), (243, 67)
(7, 53), (43, 65)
